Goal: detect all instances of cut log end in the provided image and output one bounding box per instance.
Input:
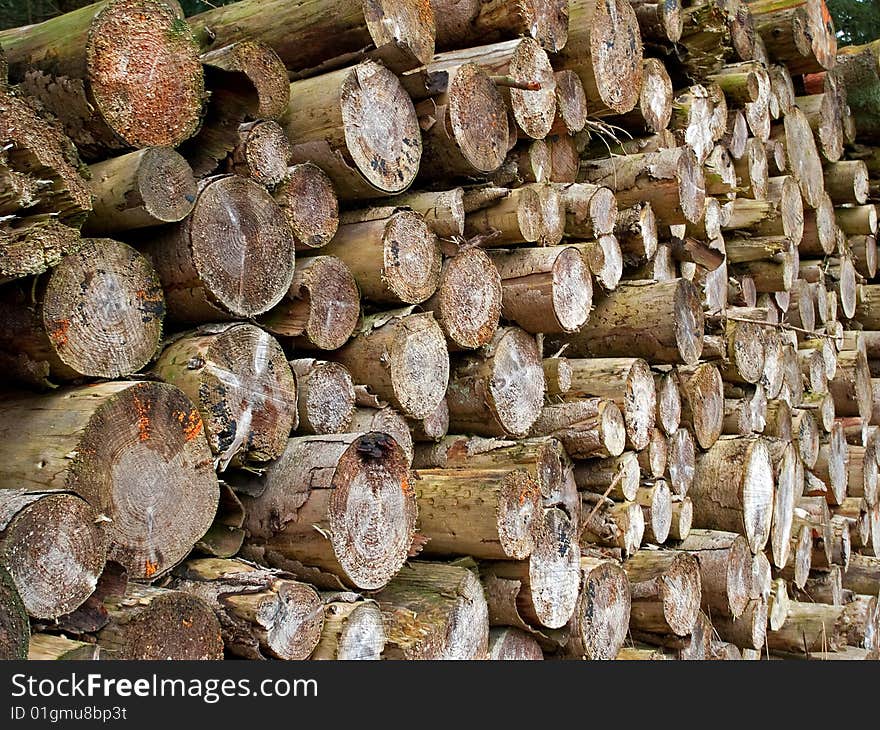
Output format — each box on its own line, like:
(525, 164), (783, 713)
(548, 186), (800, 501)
(675, 278), (706, 366)
(661, 553), (702, 637)
(364, 0), (436, 67)
(329, 433), (417, 590)
(1, 493), (106, 619)
(387, 315), (450, 421)
(589, 0), (644, 114)
(448, 63), (509, 173)
(529, 508), (581, 629)
(274, 164), (339, 250)
(567, 559), (631, 660)
(39, 238), (165, 380)
(341, 61), (423, 194)
(72, 382), (219, 579)
(292, 360), (356, 436)
(485, 328), (546, 437)
(381, 211), (442, 304)
(232, 121), (292, 188)
(488, 628), (544, 660)
(509, 38), (557, 139)
(87, 0), (204, 148)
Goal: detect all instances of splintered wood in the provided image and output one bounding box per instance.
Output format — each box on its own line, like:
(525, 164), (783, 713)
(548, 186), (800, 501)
(0, 0), (879, 662)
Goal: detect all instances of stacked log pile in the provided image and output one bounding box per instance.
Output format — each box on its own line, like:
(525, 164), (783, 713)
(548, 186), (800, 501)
(0, 0), (878, 661)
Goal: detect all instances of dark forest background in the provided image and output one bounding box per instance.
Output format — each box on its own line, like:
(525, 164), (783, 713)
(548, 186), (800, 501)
(0, 0), (877, 46)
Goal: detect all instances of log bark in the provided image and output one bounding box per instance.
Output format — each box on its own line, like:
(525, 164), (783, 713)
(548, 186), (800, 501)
(670, 497), (694, 541)
(259, 256), (360, 352)
(172, 558), (324, 660)
(0, 239), (164, 385)
(237, 433), (415, 591)
(564, 557), (631, 660)
(555, 0), (644, 115)
(547, 278), (705, 365)
(0, 381), (218, 580)
(624, 550), (702, 636)
(318, 208), (441, 305)
(334, 311), (449, 421)
(27, 634), (99, 661)
(488, 246), (592, 334)
(141, 175), (295, 323)
(413, 468), (543, 559)
(0, 564), (28, 659)
(95, 584), (223, 660)
(829, 349), (873, 422)
(189, 0), (435, 77)
(712, 597), (768, 650)
(574, 451), (641, 502)
(284, 61), (422, 199)
(151, 324), (297, 470)
(375, 561), (489, 659)
(291, 360), (355, 437)
(0, 0), (204, 159)
(690, 436), (775, 553)
(0, 489), (107, 619)
(447, 326), (545, 437)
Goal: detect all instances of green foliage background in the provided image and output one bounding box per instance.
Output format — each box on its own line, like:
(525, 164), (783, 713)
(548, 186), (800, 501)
(0, 0), (877, 45)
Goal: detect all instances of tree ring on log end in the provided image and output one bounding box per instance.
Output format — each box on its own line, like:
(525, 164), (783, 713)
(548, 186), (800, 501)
(781, 175), (804, 244)
(497, 470), (543, 560)
(572, 561), (631, 660)
(41, 239), (164, 380)
(341, 61), (423, 195)
(70, 382), (219, 579)
(249, 581), (324, 660)
(238, 121), (292, 188)
(661, 553), (701, 636)
(382, 211), (442, 304)
(529, 508), (580, 629)
(524, 0), (570, 52)
(136, 147), (197, 224)
(86, 0), (204, 148)
(333, 601), (386, 660)
(589, 0), (643, 114)
(389, 315), (449, 420)
(625, 359), (657, 451)
(741, 438), (774, 554)
(362, 0), (436, 67)
(487, 328), (545, 437)
(600, 400), (627, 458)
(771, 442), (797, 569)
(329, 433), (417, 590)
(668, 428), (695, 497)
(684, 364), (723, 449)
(275, 164), (339, 250)
(448, 63), (509, 173)
(436, 247), (502, 349)
(298, 362), (356, 435)
(677, 146), (707, 224)
(674, 278), (705, 365)
(190, 176), (295, 317)
(441, 565), (489, 658)
(509, 39), (557, 140)
(552, 247), (593, 333)
(1, 494), (107, 619)
(288, 257), (360, 351)
(641, 58), (673, 133)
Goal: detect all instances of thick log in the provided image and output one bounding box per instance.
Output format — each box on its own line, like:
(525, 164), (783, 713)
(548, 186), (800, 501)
(567, 358), (657, 452)
(172, 558), (324, 660)
(488, 627), (544, 660)
(565, 557), (631, 660)
(767, 600), (871, 655)
(0, 565), (28, 659)
(259, 256), (360, 352)
(842, 554), (880, 596)
(713, 597), (768, 650)
(547, 279), (705, 365)
(579, 146), (706, 226)
(412, 64), (509, 181)
(84, 148), (195, 234)
(749, 0), (837, 75)
(0, 489), (107, 619)
(488, 245), (592, 334)
(413, 468), (543, 560)
(189, 0), (435, 76)
(376, 562), (489, 659)
(291, 360), (356, 437)
(465, 183), (564, 247)
(318, 208), (440, 305)
(0, 0), (204, 159)
(0, 239), (163, 385)
(431, 0), (569, 52)
(483, 507), (581, 629)
(690, 436), (775, 553)
(673, 529), (752, 619)
(555, 0), (644, 115)
(273, 164), (339, 251)
(335, 311), (449, 421)
(574, 451), (641, 502)
(530, 398), (627, 459)
(836, 205), (877, 237)
(284, 62), (421, 199)
(0, 382), (218, 580)
(95, 585), (223, 660)
(152, 324), (297, 469)
(311, 595), (386, 660)
(678, 363), (725, 450)
(238, 433), (415, 591)
(625, 550), (701, 637)
(142, 175), (295, 323)
(447, 326), (544, 437)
